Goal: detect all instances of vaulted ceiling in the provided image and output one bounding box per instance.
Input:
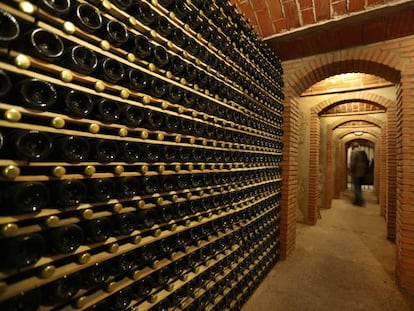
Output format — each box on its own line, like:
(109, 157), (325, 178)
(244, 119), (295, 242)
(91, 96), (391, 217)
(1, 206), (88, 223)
(230, 0), (414, 60)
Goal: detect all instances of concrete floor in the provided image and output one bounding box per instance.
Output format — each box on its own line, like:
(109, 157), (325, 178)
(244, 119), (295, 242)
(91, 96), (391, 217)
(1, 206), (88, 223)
(242, 191), (414, 311)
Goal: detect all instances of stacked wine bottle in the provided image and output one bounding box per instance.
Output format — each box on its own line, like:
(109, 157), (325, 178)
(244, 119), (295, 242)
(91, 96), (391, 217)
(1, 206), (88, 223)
(0, 0), (283, 310)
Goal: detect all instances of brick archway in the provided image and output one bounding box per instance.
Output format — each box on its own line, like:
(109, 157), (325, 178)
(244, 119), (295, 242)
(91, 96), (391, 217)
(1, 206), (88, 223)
(280, 35), (414, 292)
(323, 116), (385, 220)
(281, 44), (402, 253)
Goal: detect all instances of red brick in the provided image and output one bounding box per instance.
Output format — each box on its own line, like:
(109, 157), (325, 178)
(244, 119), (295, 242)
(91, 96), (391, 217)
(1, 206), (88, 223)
(299, 0), (313, 9)
(284, 1), (301, 29)
(268, 0), (284, 20)
(332, 1), (348, 16)
(255, 9), (274, 37)
(315, 0), (331, 21)
(301, 8), (316, 25)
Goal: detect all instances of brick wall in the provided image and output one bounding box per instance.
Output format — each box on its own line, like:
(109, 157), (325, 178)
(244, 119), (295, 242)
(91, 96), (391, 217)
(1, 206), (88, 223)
(281, 35), (414, 291)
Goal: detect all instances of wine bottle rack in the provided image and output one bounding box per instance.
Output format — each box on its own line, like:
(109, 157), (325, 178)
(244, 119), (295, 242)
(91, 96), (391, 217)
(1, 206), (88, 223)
(0, 0), (284, 310)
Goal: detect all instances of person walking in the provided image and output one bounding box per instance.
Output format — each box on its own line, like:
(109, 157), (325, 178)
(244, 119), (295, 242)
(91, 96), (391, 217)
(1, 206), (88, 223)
(349, 142), (369, 206)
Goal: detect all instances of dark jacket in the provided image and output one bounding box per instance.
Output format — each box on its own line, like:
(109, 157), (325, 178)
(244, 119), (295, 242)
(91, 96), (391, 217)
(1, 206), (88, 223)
(350, 149), (369, 178)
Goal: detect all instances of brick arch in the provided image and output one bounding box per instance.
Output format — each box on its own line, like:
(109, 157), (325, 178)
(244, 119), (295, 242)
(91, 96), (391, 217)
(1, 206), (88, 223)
(311, 92), (393, 115)
(280, 39), (414, 292)
(322, 115), (385, 213)
(331, 115), (385, 130)
(338, 129), (380, 139)
(339, 134), (382, 210)
(285, 49), (402, 95)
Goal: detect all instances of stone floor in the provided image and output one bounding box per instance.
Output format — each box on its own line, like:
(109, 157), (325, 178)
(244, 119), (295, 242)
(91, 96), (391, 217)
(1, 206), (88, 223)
(242, 191), (414, 311)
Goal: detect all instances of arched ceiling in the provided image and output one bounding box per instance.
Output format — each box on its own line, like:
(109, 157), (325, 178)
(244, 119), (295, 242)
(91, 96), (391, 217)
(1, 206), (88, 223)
(231, 0), (414, 60)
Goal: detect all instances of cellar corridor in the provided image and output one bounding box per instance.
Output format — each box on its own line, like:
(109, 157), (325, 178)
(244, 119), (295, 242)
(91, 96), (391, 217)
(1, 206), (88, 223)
(242, 191), (414, 311)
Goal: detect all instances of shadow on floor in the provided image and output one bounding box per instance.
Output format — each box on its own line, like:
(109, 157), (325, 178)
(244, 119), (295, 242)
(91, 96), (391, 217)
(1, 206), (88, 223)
(242, 193), (414, 311)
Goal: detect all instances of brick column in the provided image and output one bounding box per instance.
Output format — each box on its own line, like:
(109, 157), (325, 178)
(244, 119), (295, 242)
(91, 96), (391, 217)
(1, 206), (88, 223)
(308, 114), (320, 224)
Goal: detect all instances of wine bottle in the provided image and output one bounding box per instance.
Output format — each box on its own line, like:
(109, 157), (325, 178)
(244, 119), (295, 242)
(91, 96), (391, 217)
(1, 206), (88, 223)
(90, 138), (118, 163)
(101, 19), (129, 47)
(122, 104), (145, 127)
(124, 68), (149, 91)
(0, 181), (50, 214)
(63, 45), (98, 75)
(154, 15), (173, 38)
(106, 289), (134, 310)
(116, 176), (140, 197)
(18, 28), (64, 62)
(128, 2), (156, 26)
(0, 9), (20, 47)
(144, 109), (164, 130)
(81, 262), (111, 288)
(63, 89), (94, 117)
(53, 179), (88, 206)
(98, 57), (125, 83)
(169, 55), (185, 76)
(0, 289), (41, 311)
(96, 98), (121, 123)
(36, 0), (71, 15)
(73, 3), (103, 33)
(0, 233), (45, 268)
(170, 27), (187, 48)
(81, 217), (114, 243)
(166, 85), (183, 104)
(131, 34), (153, 59)
(162, 145), (177, 162)
(153, 45), (170, 69)
(112, 0), (132, 10)
(16, 78), (58, 111)
(112, 212), (137, 235)
(135, 208), (156, 229)
(109, 252), (135, 274)
(45, 224), (84, 253)
(87, 178), (116, 202)
(41, 273), (82, 305)
(119, 141), (142, 163)
(149, 77), (168, 98)
(0, 70), (11, 98)
(56, 135), (90, 163)
(142, 143), (161, 162)
(5, 129), (51, 162)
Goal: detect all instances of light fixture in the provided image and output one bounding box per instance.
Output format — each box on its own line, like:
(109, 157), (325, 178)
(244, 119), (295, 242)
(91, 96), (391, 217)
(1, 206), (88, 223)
(354, 131), (363, 136)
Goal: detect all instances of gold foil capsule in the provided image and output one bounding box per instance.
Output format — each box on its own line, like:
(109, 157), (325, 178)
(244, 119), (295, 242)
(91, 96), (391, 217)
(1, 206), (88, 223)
(184, 219), (191, 227)
(133, 235), (142, 244)
(141, 130), (149, 139)
(166, 283), (174, 291)
(127, 53), (136, 62)
(175, 135), (182, 143)
(132, 270), (140, 280)
(1, 223), (18, 237)
(108, 243), (119, 253)
(169, 11), (176, 19)
(172, 194), (179, 202)
(84, 165), (96, 176)
(148, 63), (156, 71)
(52, 166), (66, 178)
(40, 265), (55, 278)
(89, 123), (100, 133)
(148, 295), (158, 303)
(100, 40), (110, 51)
(51, 117), (65, 129)
(141, 165), (148, 174)
(137, 200), (146, 209)
(114, 165), (124, 175)
(199, 190), (205, 197)
(158, 165), (165, 173)
(156, 197), (163, 206)
(189, 137), (195, 144)
(2, 165), (20, 179)
(105, 281), (117, 292)
(95, 81), (105, 92)
(188, 163), (194, 171)
(119, 127), (128, 137)
(120, 89), (130, 99)
(74, 296), (87, 309)
(180, 77), (187, 85)
(4, 108), (21, 122)
(157, 133), (164, 141)
(44, 215), (60, 227)
(78, 253), (91, 264)
(152, 260), (161, 269)
(174, 164), (181, 172)
(153, 229), (162, 237)
(19, 1), (35, 14)
(81, 208), (94, 220)
(102, 0), (112, 10)
(161, 101), (169, 110)
(170, 224), (177, 231)
(113, 203), (123, 213)
(166, 71), (173, 79)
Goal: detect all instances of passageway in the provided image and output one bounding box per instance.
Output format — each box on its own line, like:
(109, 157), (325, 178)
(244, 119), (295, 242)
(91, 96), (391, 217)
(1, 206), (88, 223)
(242, 191), (414, 311)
